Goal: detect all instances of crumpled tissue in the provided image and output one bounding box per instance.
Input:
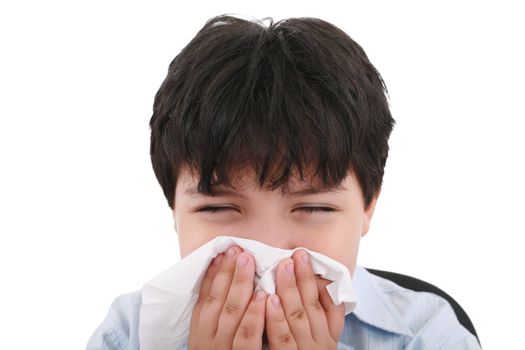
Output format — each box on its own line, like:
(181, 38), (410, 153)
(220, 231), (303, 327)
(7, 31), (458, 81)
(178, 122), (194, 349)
(139, 236), (357, 350)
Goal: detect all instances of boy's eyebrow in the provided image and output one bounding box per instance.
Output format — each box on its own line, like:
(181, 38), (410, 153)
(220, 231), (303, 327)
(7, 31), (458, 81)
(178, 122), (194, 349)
(283, 185), (348, 197)
(184, 187), (246, 198)
(184, 184), (348, 197)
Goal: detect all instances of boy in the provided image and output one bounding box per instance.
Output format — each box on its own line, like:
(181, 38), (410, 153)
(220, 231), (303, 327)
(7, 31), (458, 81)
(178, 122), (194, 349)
(86, 14), (481, 349)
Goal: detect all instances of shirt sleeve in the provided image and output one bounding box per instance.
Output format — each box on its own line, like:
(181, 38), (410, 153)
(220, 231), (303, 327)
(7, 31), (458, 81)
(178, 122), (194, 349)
(403, 295), (482, 350)
(85, 290), (142, 350)
(447, 336), (483, 350)
(85, 323), (123, 350)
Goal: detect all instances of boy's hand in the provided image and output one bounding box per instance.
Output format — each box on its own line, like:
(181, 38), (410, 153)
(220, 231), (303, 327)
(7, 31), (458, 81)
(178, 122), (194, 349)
(264, 250), (346, 349)
(188, 245), (267, 350)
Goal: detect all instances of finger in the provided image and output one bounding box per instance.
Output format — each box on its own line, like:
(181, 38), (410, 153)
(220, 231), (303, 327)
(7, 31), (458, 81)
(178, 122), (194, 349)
(200, 253), (225, 296)
(189, 253), (224, 343)
(292, 250), (330, 342)
(232, 290), (267, 349)
(316, 278), (346, 341)
(216, 252), (257, 340)
(275, 258), (312, 347)
(198, 245), (243, 337)
(265, 294), (298, 350)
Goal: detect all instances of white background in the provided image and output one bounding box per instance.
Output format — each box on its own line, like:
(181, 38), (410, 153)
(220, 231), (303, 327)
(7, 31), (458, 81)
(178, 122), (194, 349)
(1, 1), (523, 349)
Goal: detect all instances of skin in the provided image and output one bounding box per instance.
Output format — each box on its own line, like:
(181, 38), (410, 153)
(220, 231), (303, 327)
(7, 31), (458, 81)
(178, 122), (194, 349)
(172, 166), (378, 349)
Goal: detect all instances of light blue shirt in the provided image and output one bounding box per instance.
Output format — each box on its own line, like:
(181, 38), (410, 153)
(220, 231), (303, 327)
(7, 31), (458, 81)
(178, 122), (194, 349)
(86, 265), (481, 349)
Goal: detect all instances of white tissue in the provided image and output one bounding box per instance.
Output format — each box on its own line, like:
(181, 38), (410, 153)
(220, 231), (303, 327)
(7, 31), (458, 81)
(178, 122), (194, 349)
(139, 236), (357, 350)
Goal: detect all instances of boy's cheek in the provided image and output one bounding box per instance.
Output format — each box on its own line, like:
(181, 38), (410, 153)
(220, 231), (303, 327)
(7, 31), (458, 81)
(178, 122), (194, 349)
(176, 218), (230, 256)
(178, 232), (215, 258)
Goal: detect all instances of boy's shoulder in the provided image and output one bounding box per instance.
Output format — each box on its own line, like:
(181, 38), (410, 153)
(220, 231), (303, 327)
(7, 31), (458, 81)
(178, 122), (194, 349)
(86, 289), (142, 350)
(347, 265), (480, 348)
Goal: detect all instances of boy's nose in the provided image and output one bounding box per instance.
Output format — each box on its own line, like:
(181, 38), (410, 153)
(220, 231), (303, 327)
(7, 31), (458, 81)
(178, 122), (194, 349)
(240, 219), (300, 250)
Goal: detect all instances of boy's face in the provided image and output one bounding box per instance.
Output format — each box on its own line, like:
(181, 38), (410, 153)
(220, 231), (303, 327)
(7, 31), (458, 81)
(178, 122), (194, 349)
(172, 167), (378, 276)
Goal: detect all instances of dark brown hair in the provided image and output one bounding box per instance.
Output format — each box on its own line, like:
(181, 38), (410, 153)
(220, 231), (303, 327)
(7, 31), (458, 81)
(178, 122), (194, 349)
(149, 14), (395, 209)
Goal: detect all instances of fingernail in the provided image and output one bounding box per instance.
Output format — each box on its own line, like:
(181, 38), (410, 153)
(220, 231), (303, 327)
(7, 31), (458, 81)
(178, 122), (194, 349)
(271, 295), (280, 307)
(301, 252), (309, 264)
(237, 253), (249, 267)
(214, 254), (224, 265)
(255, 290), (266, 301)
(285, 261), (294, 276)
(227, 246), (237, 257)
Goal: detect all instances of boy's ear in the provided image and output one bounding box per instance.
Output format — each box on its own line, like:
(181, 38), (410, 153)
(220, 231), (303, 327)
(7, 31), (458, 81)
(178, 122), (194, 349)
(361, 189), (380, 237)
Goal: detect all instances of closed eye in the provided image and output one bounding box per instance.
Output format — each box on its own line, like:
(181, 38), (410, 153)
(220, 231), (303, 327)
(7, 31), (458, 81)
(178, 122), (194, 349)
(295, 206), (335, 214)
(196, 206), (237, 214)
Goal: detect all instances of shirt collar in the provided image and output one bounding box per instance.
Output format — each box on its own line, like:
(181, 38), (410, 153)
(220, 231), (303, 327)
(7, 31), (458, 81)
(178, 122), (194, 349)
(350, 265), (414, 337)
